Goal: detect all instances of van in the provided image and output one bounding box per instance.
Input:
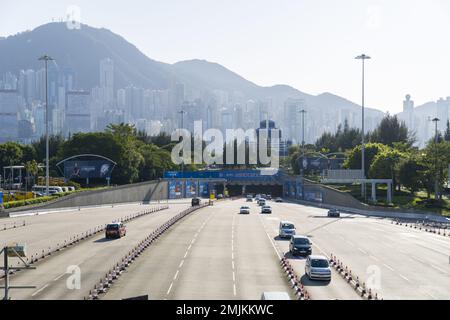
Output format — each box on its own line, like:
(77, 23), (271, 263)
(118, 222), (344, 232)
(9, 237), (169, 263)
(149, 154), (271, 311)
(279, 221), (296, 238)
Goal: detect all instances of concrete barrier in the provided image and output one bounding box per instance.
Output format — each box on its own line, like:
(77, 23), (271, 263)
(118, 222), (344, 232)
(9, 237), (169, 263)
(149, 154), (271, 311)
(4, 180), (168, 215)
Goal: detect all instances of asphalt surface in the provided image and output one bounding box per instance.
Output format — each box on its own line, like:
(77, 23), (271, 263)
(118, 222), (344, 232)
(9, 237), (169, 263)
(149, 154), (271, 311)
(103, 200), (293, 300)
(2, 198), (449, 300)
(259, 200), (450, 300)
(0, 201), (190, 300)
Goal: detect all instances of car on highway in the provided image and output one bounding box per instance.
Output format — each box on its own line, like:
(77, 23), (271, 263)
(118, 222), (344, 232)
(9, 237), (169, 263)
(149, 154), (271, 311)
(261, 292), (290, 300)
(258, 199), (266, 206)
(240, 206), (250, 214)
(261, 205), (272, 214)
(266, 194), (272, 200)
(216, 194), (224, 199)
(275, 197), (283, 203)
(327, 208), (340, 218)
(305, 255), (332, 281)
(289, 235), (312, 256)
(105, 222), (126, 239)
(246, 197), (253, 202)
(191, 197), (201, 206)
(279, 221), (296, 238)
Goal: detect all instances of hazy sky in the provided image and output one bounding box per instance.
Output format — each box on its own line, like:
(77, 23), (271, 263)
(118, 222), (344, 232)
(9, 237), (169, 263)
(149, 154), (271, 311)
(1, 0), (450, 113)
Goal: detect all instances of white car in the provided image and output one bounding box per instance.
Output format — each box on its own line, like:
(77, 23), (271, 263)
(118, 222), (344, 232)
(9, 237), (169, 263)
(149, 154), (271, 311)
(279, 221), (296, 238)
(261, 205), (272, 214)
(305, 255), (332, 281)
(240, 206), (250, 214)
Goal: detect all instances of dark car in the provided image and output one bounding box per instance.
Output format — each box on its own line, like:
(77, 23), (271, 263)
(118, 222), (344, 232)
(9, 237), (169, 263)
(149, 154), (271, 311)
(191, 197), (201, 206)
(327, 209), (340, 218)
(105, 222), (126, 239)
(275, 197), (283, 203)
(289, 235), (312, 256)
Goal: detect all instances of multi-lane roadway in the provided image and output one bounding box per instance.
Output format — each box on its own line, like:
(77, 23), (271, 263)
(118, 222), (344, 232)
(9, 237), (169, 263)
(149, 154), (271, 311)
(1, 198), (449, 300)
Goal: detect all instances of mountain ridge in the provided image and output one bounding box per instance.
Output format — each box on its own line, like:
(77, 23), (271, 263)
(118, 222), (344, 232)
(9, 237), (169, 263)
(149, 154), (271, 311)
(0, 22), (386, 116)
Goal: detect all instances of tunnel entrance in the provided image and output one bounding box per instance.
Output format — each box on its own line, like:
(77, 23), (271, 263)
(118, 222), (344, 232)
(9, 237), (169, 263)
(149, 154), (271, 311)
(245, 185), (283, 197)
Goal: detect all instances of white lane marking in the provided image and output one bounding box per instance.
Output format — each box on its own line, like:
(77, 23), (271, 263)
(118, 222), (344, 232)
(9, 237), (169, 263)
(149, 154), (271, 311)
(183, 251), (188, 259)
(263, 229), (281, 260)
(231, 252), (234, 260)
(358, 247), (368, 255)
(31, 284), (49, 297)
(188, 244), (192, 251)
(53, 273), (65, 281)
(233, 284), (237, 296)
(166, 282), (173, 295)
(426, 292), (438, 300)
(369, 255), (379, 262)
(429, 264), (448, 274)
(173, 270), (179, 280)
(232, 272), (236, 282)
(399, 274), (411, 283)
(232, 261), (235, 270)
(179, 260), (184, 268)
(383, 263), (395, 271)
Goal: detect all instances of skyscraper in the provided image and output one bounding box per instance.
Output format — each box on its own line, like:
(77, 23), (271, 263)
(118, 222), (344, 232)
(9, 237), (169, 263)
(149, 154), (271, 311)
(99, 58), (114, 107)
(0, 89), (19, 142)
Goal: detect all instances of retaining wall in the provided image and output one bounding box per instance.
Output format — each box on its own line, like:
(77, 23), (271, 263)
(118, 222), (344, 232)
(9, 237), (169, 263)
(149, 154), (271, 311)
(295, 181), (450, 223)
(4, 180), (168, 214)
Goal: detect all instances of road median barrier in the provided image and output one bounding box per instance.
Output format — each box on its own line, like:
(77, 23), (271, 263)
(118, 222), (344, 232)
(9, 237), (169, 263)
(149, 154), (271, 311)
(329, 254), (381, 300)
(392, 219), (449, 238)
(1, 220), (26, 232)
(0, 205), (169, 280)
(280, 257), (311, 300)
(86, 202), (211, 300)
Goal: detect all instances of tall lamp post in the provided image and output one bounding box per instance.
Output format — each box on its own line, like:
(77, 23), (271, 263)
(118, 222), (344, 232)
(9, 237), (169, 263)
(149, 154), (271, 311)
(355, 54), (371, 199)
(431, 117), (440, 200)
(38, 55), (54, 196)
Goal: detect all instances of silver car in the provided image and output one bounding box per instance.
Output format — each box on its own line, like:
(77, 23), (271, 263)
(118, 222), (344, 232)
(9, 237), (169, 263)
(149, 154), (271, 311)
(305, 255), (332, 281)
(240, 206), (250, 214)
(279, 221), (296, 238)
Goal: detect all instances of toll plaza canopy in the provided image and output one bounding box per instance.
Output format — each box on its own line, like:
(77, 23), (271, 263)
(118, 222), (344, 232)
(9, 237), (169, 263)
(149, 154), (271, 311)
(163, 169), (283, 183)
(163, 169), (289, 199)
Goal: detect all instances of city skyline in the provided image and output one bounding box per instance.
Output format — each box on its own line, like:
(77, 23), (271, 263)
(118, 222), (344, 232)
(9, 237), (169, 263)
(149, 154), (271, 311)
(1, 1), (450, 114)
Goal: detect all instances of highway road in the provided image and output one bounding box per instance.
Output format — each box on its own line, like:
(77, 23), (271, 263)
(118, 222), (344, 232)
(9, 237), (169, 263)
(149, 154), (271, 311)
(0, 201), (191, 300)
(0, 200), (186, 259)
(1, 198), (449, 300)
(103, 200), (294, 300)
(258, 200), (450, 300)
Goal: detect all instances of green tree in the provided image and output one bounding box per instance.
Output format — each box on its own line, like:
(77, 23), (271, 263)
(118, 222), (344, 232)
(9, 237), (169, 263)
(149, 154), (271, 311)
(422, 140), (450, 199)
(24, 160), (39, 191)
(368, 114), (414, 147)
(343, 143), (387, 175)
(315, 120), (361, 153)
(369, 147), (404, 189)
(444, 120), (450, 142)
(58, 131), (143, 184)
(31, 134), (65, 163)
(398, 155), (427, 195)
(138, 144), (177, 181)
(0, 142), (23, 172)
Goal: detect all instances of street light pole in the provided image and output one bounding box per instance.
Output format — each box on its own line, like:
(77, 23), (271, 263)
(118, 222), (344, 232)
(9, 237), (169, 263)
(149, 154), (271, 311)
(39, 55), (54, 196)
(355, 54), (371, 199)
(432, 117), (440, 200)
